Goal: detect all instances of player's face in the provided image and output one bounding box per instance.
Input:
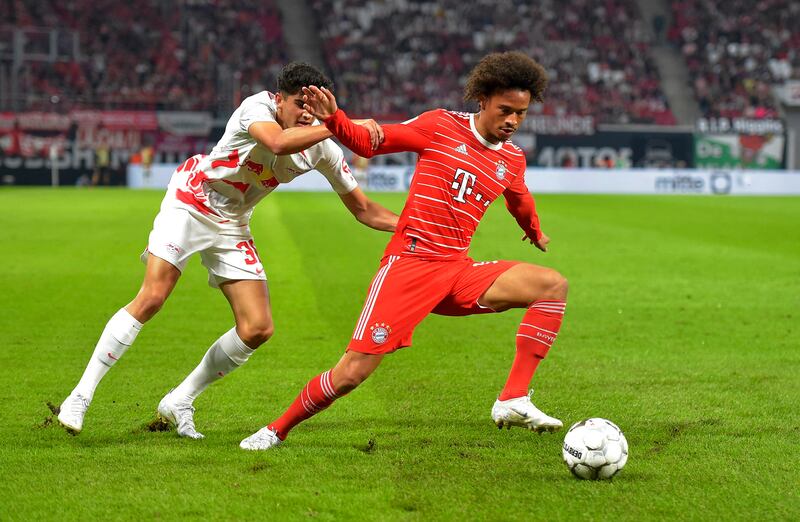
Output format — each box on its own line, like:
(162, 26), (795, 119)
(275, 92), (314, 129)
(477, 89), (531, 143)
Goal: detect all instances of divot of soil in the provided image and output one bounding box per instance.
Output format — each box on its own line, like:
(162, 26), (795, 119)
(146, 417), (172, 432)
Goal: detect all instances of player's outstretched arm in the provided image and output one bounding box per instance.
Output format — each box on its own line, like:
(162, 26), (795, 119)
(339, 187), (398, 232)
(249, 119), (383, 156)
(248, 120), (333, 156)
(303, 86), (428, 158)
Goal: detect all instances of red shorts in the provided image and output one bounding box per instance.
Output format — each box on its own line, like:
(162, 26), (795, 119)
(347, 255), (518, 354)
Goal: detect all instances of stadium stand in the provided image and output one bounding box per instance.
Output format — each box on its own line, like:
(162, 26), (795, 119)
(308, 0), (676, 124)
(1, 0), (287, 112)
(668, 0), (798, 118)
(5, 0), (796, 124)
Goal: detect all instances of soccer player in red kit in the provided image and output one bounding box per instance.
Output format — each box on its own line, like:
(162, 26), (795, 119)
(241, 52), (568, 450)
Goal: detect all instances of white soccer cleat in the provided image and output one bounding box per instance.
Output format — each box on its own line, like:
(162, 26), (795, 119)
(491, 390), (563, 433)
(240, 427), (282, 451)
(157, 390), (204, 439)
(58, 392), (91, 434)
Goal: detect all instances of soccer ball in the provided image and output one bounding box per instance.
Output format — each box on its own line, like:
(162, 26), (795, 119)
(562, 418), (628, 480)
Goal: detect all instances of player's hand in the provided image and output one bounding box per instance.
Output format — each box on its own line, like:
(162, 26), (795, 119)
(302, 85), (338, 121)
(353, 119), (384, 150)
(522, 231), (549, 252)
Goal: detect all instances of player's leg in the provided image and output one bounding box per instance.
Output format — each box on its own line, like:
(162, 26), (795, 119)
(170, 278), (272, 402)
(480, 263), (568, 431)
(158, 279), (270, 439)
(241, 256), (447, 450)
(58, 255), (181, 433)
(157, 231), (268, 438)
(240, 351), (384, 450)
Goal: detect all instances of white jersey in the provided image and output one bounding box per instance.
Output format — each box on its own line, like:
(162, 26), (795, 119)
(169, 91), (357, 224)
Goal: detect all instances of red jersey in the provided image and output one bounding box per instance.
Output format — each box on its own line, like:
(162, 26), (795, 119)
(326, 109), (542, 260)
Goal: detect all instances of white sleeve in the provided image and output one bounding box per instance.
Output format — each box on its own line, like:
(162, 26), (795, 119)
(316, 141), (359, 194)
(239, 98), (277, 133)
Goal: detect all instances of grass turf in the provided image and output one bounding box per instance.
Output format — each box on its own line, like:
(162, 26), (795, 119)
(0, 188), (798, 520)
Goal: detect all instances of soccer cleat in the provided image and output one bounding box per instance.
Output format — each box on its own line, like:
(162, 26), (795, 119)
(240, 427), (282, 451)
(157, 390), (204, 439)
(58, 392), (91, 434)
(491, 390), (563, 433)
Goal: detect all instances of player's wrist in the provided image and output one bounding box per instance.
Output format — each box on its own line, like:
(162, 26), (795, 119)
(323, 108), (344, 124)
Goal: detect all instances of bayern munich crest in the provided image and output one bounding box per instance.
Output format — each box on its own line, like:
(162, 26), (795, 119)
(495, 160), (507, 180)
(370, 322), (392, 344)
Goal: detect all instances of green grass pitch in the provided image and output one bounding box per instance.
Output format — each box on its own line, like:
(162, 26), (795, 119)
(0, 188), (798, 520)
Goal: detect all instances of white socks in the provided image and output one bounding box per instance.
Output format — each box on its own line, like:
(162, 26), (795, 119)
(71, 317), (253, 405)
(171, 327), (255, 403)
(74, 308), (143, 400)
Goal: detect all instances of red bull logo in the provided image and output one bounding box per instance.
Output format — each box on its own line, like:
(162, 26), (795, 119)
(243, 159), (264, 176)
(261, 177), (279, 189)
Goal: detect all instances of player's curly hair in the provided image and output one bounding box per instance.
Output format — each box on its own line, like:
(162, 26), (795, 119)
(464, 52), (548, 104)
(277, 62), (333, 95)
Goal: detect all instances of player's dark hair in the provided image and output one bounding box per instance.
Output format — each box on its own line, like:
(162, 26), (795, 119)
(464, 52), (548, 104)
(276, 62), (333, 95)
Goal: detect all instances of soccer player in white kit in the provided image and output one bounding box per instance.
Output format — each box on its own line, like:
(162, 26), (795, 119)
(57, 62), (397, 439)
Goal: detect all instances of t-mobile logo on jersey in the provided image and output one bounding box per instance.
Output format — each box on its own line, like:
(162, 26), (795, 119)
(451, 168), (477, 203)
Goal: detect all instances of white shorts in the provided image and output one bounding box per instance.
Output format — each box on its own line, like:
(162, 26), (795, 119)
(141, 205), (266, 289)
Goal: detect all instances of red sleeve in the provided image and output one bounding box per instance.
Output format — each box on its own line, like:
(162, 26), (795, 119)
(503, 158), (543, 241)
(324, 109), (439, 158)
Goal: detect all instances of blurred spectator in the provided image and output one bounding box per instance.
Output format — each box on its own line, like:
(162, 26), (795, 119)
(92, 140), (110, 186)
(669, 0), (798, 118)
(309, 0), (675, 124)
(141, 143), (154, 183)
(4, 0), (683, 125)
(2, 0), (287, 113)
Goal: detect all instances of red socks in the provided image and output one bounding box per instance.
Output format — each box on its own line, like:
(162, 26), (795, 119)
(268, 301), (566, 438)
(499, 300), (566, 401)
(269, 370), (342, 440)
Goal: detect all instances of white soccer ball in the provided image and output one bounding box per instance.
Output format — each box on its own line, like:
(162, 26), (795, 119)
(562, 418), (628, 480)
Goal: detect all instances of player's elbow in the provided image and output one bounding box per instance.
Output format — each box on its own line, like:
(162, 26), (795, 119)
(260, 135), (296, 156)
(267, 141), (290, 155)
(354, 210), (375, 229)
(355, 210), (395, 232)
(349, 201), (370, 223)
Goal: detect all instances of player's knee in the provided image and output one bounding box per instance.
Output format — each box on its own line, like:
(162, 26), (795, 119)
(335, 379), (361, 395)
(540, 269), (568, 301)
(132, 290), (169, 321)
(552, 272), (568, 300)
(237, 321), (274, 347)
(334, 369), (369, 394)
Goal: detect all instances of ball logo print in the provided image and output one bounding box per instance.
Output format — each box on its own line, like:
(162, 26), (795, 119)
(562, 418), (628, 480)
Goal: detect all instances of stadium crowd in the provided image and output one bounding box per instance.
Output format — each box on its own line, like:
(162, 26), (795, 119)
(4, 0), (797, 123)
(669, 0), (798, 118)
(309, 0), (675, 124)
(2, 0), (287, 112)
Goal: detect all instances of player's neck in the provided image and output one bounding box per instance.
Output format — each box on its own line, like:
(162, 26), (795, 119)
(474, 113), (501, 145)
